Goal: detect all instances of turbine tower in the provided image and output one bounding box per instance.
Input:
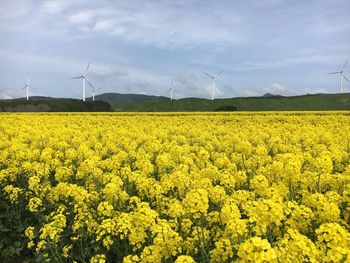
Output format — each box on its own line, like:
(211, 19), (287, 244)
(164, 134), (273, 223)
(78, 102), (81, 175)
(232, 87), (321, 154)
(168, 80), (175, 100)
(203, 71), (224, 100)
(328, 59), (350, 93)
(91, 87), (102, 101)
(23, 77), (35, 100)
(72, 61), (94, 101)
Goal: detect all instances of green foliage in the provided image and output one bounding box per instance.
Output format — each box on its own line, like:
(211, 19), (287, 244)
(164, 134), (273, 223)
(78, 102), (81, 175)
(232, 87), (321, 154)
(91, 93), (169, 106)
(0, 189), (33, 261)
(0, 99), (113, 112)
(213, 105), (238, 111)
(116, 93), (350, 112)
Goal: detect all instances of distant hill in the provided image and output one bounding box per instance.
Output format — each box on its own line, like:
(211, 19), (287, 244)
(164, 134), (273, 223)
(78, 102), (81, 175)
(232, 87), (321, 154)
(10, 96), (57, 101)
(116, 93), (350, 112)
(262, 93), (284, 98)
(1, 93), (349, 112)
(86, 93), (170, 105)
(0, 98), (113, 112)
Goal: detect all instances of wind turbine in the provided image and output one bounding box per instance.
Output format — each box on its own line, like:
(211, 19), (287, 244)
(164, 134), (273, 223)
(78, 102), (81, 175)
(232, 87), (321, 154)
(328, 59), (350, 93)
(91, 87), (102, 101)
(168, 80), (175, 100)
(202, 70), (224, 100)
(72, 61), (94, 101)
(22, 77), (35, 100)
(173, 89), (178, 100)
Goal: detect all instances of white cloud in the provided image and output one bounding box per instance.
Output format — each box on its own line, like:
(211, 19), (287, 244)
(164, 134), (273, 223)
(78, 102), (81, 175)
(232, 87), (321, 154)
(220, 54), (346, 72)
(89, 66), (128, 81)
(236, 90), (260, 97)
(92, 20), (116, 32)
(263, 83), (287, 95)
(45, 1), (250, 48)
(68, 11), (95, 25)
(135, 79), (151, 89)
(0, 50), (84, 75)
(303, 87), (328, 94)
(173, 74), (197, 95)
(0, 88), (44, 99)
(230, 84), (292, 98)
(41, 0), (80, 14)
(313, 21), (350, 34)
(1, 0), (350, 98)
(172, 74), (212, 98)
(262, 83), (316, 96)
(174, 74), (197, 87)
(0, 89), (22, 99)
(0, 0), (28, 19)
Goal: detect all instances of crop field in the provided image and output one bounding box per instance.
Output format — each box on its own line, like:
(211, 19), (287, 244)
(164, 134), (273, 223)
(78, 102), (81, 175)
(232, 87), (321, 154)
(1, 112), (350, 263)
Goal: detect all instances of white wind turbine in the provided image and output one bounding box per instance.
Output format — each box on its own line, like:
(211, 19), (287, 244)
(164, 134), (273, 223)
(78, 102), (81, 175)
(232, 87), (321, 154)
(328, 59), (350, 94)
(91, 87), (102, 101)
(72, 61), (94, 101)
(168, 80), (176, 100)
(22, 77), (35, 100)
(203, 70), (224, 100)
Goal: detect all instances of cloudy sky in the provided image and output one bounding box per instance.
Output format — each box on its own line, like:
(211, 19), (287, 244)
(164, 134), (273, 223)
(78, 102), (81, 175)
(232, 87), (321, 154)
(1, 0), (350, 99)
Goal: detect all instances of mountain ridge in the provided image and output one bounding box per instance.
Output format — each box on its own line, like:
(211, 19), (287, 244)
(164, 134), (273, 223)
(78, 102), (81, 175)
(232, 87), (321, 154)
(85, 92), (169, 105)
(1, 92), (349, 112)
(115, 92), (350, 111)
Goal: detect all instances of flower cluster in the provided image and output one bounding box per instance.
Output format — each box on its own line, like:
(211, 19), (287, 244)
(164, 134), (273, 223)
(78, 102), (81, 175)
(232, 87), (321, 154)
(0, 112), (349, 262)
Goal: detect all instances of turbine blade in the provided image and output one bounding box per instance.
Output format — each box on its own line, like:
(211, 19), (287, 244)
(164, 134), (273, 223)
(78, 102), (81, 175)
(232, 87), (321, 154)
(86, 78), (95, 89)
(342, 59), (349, 71)
(343, 74), (350, 84)
(328, 72), (341, 74)
(203, 72), (213, 78)
(72, 76), (82, 79)
(84, 61), (91, 75)
(215, 70), (224, 77)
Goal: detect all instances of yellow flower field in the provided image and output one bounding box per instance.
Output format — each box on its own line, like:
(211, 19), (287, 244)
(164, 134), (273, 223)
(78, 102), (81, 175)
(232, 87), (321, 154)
(1, 112), (350, 262)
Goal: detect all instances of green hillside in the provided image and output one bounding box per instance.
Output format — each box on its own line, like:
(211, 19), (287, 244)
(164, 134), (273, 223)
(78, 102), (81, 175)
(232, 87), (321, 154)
(0, 98), (113, 112)
(86, 93), (169, 105)
(1, 93), (349, 112)
(115, 93), (350, 111)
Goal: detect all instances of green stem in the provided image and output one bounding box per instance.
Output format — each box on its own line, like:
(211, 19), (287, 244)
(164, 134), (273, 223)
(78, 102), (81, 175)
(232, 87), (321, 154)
(288, 178), (293, 201)
(48, 242), (63, 263)
(316, 173), (321, 192)
(80, 228), (85, 260)
(163, 234), (174, 263)
(194, 215), (209, 263)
